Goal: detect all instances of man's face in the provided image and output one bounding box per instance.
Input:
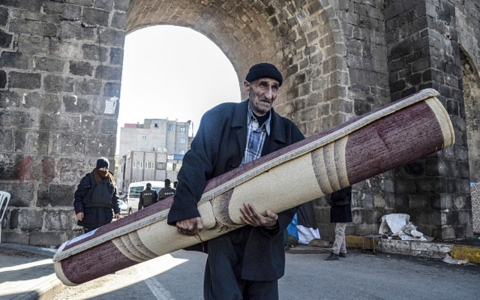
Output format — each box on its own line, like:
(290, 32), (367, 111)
(244, 78), (280, 116)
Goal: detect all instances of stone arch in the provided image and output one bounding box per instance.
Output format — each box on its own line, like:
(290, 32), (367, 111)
(126, 0), (350, 137)
(459, 48), (480, 183)
(459, 48), (480, 234)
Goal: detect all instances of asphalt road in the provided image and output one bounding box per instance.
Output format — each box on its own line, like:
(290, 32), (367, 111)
(52, 248), (480, 300)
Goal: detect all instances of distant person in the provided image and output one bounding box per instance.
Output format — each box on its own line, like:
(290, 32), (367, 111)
(138, 183), (158, 210)
(325, 186), (352, 260)
(73, 157), (120, 234)
(173, 180), (178, 189)
(158, 179), (176, 201)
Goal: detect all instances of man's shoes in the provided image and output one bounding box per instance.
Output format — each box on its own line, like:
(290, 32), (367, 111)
(339, 252), (347, 258)
(325, 253), (339, 260)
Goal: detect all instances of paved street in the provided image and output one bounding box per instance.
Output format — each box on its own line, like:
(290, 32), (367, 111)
(52, 248), (480, 300)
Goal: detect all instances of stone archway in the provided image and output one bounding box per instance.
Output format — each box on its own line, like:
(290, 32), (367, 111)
(126, 0), (349, 136)
(460, 49), (480, 234)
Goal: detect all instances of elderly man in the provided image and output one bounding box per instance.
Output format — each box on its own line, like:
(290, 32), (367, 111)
(168, 63), (304, 300)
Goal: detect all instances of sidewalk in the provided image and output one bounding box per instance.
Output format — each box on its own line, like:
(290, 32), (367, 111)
(1, 237), (479, 300)
(0, 243), (63, 300)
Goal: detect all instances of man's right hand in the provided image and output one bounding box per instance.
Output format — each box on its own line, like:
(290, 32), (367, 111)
(176, 217), (203, 236)
(76, 212), (84, 221)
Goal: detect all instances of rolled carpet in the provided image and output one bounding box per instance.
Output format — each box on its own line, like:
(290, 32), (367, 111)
(54, 88), (454, 285)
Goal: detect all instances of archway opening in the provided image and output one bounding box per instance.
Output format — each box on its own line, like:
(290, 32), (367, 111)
(116, 25), (242, 155)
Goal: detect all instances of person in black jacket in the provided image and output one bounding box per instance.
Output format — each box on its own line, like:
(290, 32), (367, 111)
(168, 63), (305, 300)
(73, 157), (120, 233)
(325, 186), (352, 260)
(138, 183), (158, 210)
(157, 179), (175, 201)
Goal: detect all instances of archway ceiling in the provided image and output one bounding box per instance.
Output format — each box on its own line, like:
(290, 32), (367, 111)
(126, 0), (287, 91)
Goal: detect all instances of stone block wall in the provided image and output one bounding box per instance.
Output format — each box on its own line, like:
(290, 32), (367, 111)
(0, 0), (479, 247)
(0, 0), (129, 247)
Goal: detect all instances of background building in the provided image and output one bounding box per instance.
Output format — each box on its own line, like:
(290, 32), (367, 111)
(116, 119), (191, 193)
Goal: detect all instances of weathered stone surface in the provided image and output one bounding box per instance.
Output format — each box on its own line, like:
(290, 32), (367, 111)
(18, 209), (44, 230)
(1, 231), (30, 244)
(82, 7), (109, 27)
(43, 1), (82, 21)
(94, 65), (122, 80)
(43, 75), (75, 93)
(0, 8), (8, 26)
(104, 82), (121, 97)
(8, 72), (41, 89)
(59, 22), (95, 41)
(33, 57), (66, 73)
(63, 95), (91, 113)
(75, 78), (102, 95)
(0, 110), (33, 128)
(37, 184), (76, 207)
(9, 19), (57, 37)
(29, 231), (67, 247)
(82, 44), (108, 62)
(44, 209), (77, 230)
(69, 60), (93, 76)
(0, 71), (6, 88)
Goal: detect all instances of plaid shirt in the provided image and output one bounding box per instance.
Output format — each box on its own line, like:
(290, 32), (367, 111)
(240, 103), (271, 166)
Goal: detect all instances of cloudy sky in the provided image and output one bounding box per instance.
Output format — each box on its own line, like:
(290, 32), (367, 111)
(117, 25), (242, 154)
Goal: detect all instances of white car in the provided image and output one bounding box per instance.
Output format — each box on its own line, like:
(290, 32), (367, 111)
(118, 199), (133, 216)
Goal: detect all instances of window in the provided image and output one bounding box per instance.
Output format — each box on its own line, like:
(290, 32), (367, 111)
(180, 126), (186, 132)
(168, 125), (173, 131)
(142, 135), (146, 139)
(179, 150), (185, 154)
(154, 123), (158, 128)
(179, 138), (186, 144)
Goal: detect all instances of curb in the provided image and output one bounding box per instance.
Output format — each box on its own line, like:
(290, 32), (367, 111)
(345, 235), (480, 263)
(0, 243), (65, 300)
(10, 274), (64, 300)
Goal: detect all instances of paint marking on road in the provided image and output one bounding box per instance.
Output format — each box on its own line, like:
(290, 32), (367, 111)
(135, 254), (187, 300)
(143, 276), (175, 300)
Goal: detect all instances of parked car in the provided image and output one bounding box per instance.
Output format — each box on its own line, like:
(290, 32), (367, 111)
(118, 199), (133, 216)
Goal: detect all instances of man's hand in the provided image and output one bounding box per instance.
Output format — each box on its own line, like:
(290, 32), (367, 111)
(176, 217), (204, 236)
(240, 203), (278, 228)
(115, 213), (120, 219)
(76, 212), (84, 221)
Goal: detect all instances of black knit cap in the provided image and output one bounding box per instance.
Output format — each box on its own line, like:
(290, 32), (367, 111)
(96, 157), (109, 169)
(245, 63), (283, 87)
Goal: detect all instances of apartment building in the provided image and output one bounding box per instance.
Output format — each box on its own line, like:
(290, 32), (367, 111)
(116, 119), (192, 193)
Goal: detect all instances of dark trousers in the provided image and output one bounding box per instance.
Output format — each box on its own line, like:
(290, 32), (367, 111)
(203, 230), (279, 300)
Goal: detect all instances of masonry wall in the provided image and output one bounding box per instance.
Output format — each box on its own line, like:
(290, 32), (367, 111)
(0, 0), (129, 246)
(0, 0), (479, 247)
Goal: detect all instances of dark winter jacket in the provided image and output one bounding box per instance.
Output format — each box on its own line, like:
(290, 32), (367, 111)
(167, 99), (305, 281)
(139, 187), (158, 210)
(73, 169), (120, 230)
(327, 186), (352, 223)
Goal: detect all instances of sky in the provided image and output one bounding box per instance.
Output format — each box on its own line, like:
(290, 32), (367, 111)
(117, 25), (242, 154)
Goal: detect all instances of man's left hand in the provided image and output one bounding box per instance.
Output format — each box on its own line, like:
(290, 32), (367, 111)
(240, 203), (278, 228)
